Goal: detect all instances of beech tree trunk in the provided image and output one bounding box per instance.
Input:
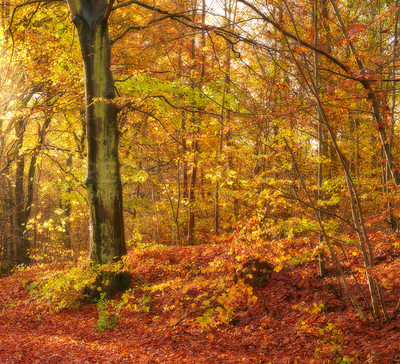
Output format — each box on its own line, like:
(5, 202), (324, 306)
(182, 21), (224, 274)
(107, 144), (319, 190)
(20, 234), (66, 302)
(13, 119), (29, 266)
(66, 1), (126, 278)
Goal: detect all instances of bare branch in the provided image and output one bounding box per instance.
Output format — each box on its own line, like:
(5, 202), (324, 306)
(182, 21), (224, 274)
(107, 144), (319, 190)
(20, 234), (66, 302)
(112, 0), (192, 22)
(237, 0), (352, 75)
(112, 14), (172, 43)
(104, 0), (115, 21)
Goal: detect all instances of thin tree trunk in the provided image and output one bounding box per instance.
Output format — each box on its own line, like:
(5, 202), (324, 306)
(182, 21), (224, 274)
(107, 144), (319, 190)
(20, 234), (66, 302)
(187, 0), (204, 245)
(215, 0), (235, 234)
(284, 137), (366, 320)
(329, 0), (400, 186)
(13, 119), (29, 265)
(283, 0), (382, 319)
(187, 0), (197, 245)
(388, 1), (400, 232)
(64, 154), (73, 250)
(151, 185), (160, 244)
(178, 38), (189, 202)
(314, 0), (325, 277)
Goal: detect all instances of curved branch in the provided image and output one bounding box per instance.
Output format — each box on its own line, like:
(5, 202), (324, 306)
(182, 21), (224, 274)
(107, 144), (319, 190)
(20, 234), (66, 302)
(112, 0), (193, 22)
(112, 14), (172, 44)
(237, 0), (352, 75)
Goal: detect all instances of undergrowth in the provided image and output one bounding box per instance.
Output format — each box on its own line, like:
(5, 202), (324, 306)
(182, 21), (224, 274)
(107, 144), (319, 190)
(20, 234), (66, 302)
(9, 229), (400, 361)
(23, 231), (316, 331)
(96, 293), (120, 333)
(26, 257), (97, 312)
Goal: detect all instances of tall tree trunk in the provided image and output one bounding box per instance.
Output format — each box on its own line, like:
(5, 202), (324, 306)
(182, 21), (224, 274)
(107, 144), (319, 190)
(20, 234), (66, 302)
(5, 89), (36, 267)
(11, 102), (52, 267)
(187, 0), (201, 245)
(387, 1), (400, 232)
(314, 0), (325, 277)
(13, 119), (29, 266)
(177, 38), (189, 203)
(66, 0), (127, 294)
(215, 0), (234, 234)
(177, 37), (185, 245)
(64, 154), (73, 250)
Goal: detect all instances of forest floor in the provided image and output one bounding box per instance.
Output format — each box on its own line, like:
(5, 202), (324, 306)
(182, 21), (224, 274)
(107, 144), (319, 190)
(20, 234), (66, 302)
(1, 232), (400, 363)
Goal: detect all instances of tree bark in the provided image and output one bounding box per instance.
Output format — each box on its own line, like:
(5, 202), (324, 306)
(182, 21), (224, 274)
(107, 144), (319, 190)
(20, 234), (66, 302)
(64, 154), (73, 250)
(13, 119), (29, 266)
(187, 0), (199, 245)
(314, 0), (325, 277)
(65, 1), (126, 290)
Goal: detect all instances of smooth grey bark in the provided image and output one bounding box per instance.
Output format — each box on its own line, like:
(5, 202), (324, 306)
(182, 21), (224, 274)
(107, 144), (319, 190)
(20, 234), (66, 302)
(65, 1), (127, 278)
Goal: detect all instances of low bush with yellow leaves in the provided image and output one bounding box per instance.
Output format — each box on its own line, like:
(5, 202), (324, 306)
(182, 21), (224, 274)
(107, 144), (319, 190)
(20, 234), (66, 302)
(27, 257), (97, 312)
(121, 244), (260, 328)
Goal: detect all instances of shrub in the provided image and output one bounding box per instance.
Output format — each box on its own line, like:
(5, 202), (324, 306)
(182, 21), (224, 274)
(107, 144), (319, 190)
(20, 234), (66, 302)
(28, 257), (97, 312)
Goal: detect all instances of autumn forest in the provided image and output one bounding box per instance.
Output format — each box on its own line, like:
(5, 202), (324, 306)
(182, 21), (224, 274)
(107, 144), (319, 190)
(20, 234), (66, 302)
(1, 0), (400, 362)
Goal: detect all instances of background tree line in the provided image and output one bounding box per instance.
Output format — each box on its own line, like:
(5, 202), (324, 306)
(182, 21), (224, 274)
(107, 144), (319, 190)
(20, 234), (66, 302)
(1, 0), (400, 316)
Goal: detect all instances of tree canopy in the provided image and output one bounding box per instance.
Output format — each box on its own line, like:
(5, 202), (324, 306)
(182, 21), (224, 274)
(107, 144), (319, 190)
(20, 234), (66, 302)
(1, 0), (400, 360)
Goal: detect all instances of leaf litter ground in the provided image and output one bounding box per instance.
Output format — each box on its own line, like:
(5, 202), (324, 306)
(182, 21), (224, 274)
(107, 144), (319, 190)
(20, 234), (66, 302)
(1, 232), (400, 363)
